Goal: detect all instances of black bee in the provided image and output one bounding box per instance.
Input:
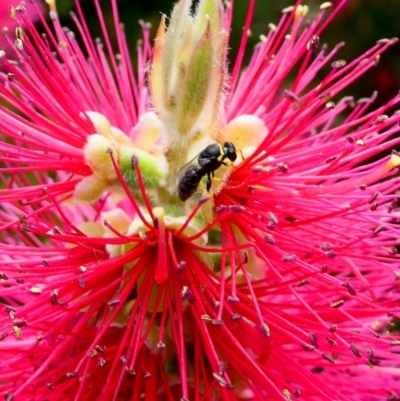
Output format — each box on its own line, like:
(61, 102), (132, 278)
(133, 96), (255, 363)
(177, 142), (238, 202)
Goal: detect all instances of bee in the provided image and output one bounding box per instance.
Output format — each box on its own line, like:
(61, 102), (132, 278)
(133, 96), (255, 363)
(177, 142), (238, 202)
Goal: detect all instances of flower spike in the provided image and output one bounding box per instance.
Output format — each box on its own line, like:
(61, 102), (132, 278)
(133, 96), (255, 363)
(151, 0), (228, 179)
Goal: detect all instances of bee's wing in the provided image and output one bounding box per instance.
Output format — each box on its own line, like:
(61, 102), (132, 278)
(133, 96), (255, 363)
(167, 155), (201, 194)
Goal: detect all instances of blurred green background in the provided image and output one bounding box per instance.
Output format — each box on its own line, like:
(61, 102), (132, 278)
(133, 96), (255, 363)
(54, 0), (399, 106)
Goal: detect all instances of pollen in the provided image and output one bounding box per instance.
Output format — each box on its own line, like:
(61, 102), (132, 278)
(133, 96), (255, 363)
(388, 153), (400, 169)
(282, 6), (295, 14)
(45, 0), (56, 12)
(320, 2), (333, 9)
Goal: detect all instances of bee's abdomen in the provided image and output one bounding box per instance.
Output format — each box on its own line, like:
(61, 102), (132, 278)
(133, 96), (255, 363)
(178, 165), (204, 201)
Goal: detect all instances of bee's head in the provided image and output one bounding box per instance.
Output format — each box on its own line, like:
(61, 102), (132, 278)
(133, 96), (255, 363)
(223, 142), (237, 162)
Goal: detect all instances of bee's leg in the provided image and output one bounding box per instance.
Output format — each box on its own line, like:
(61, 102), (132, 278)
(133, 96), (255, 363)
(211, 170), (224, 183)
(197, 179), (214, 204)
(210, 193), (215, 207)
(206, 173), (212, 191)
(222, 161), (233, 166)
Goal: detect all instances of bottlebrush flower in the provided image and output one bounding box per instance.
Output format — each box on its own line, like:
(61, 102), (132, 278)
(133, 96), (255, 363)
(1, 0), (400, 400)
